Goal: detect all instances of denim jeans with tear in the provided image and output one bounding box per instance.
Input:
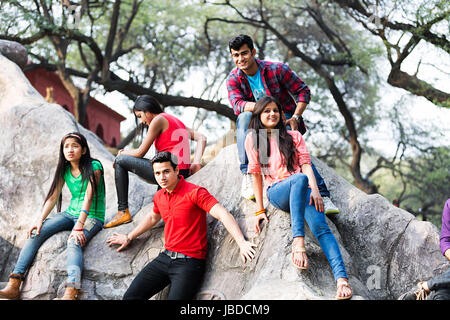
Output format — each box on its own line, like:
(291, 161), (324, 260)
(13, 211), (103, 288)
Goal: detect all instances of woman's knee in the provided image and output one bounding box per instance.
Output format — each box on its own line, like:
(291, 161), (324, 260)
(114, 154), (127, 167)
(67, 237), (82, 250)
(290, 173), (309, 188)
(28, 230), (41, 240)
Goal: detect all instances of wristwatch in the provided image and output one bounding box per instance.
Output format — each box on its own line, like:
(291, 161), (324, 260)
(293, 114), (301, 121)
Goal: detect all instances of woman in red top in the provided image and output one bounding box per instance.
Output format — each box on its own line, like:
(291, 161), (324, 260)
(104, 95), (207, 228)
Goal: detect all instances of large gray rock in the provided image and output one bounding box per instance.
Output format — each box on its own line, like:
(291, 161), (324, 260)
(0, 53), (448, 300)
(0, 52), (156, 298)
(0, 40), (28, 70)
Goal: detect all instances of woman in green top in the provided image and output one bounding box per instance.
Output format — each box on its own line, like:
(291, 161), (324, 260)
(0, 132), (105, 300)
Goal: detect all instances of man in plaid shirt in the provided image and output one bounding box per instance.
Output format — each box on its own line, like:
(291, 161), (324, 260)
(226, 34), (339, 215)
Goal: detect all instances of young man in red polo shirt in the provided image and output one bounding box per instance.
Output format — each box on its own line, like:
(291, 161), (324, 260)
(107, 151), (256, 300)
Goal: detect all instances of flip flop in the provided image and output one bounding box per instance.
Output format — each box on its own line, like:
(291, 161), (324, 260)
(291, 247), (308, 270)
(336, 279), (353, 300)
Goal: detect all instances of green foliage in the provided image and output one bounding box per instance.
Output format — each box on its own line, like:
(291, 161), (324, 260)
(372, 146), (450, 228)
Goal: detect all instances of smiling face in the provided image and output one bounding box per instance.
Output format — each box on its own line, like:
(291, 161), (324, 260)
(134, 110), (154, 126)
(230, 44), (258, 75)
(260, 102), (281, 130)
(153, 161), (179, 191)
(63, 137), (85, 163)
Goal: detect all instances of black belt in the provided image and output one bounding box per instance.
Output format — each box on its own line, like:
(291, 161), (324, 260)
(162, 249), (193, 259)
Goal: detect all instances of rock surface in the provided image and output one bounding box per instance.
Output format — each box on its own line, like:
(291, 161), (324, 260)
(0, 40), (28, 70)
(0, 52), (448, 300)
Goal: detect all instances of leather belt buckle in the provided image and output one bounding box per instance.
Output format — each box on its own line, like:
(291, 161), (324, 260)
(163, 249), (178, 259)
(163, 249), (192, 259)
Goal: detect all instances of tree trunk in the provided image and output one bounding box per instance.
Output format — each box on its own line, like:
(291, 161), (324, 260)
(57, 68), (81, 121)
(324, 75), (378, 194)
(56, 68), (91, 127)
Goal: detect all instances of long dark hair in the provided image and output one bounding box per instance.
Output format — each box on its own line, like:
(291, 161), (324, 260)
(248, 96), (298, 175)
(44, 132), (104, 212)
(133, 95), (164, 136)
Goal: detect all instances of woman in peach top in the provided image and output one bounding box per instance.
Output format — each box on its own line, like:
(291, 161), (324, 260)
(244, 95), (352, 300)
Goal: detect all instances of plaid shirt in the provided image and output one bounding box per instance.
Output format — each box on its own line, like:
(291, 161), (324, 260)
(226, 59), (311, 115)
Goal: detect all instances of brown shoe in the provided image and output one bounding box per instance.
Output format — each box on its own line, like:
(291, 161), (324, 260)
(54, 286), (79, 300)
(0, 273), (23, 300)
(104, 208), (132, 228)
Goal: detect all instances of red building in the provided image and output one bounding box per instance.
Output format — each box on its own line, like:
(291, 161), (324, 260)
(25, 68), (126, 148)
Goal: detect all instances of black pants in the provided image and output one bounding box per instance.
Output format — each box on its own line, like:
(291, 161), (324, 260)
(428, 267), (450, 300)
(114, 155), (189, 211)
(123, 252), (206, 300)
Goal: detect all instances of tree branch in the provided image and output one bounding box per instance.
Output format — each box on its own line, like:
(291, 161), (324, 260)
(103, 0), (121, 79)
(26, 61), (237, 121)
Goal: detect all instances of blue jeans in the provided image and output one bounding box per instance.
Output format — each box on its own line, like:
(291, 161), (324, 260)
(236, 112), (330, 197)
(267, 173), (347, 280)
(13, 211), (103, 287)
(236, 112), (253, 175)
